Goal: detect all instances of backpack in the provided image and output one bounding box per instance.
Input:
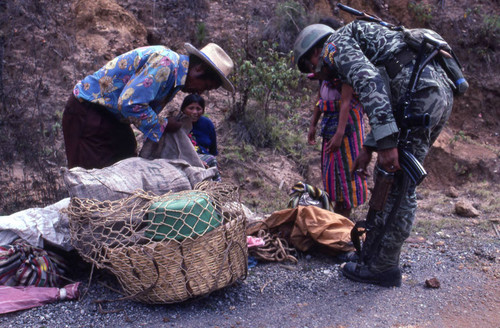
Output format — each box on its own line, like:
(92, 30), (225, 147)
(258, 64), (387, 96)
(402, 27), (469, 95)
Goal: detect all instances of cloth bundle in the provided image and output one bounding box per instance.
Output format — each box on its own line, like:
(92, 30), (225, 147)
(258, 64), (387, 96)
(0, 239), (67, 287)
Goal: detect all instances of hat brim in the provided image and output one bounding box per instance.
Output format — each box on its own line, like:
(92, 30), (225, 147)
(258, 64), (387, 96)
(184, 43), (235, 93)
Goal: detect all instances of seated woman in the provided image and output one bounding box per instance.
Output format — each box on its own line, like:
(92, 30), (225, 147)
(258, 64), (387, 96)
(181, 94), (221, 181)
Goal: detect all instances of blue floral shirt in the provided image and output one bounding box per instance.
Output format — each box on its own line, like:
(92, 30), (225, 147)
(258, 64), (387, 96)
(73, 46), (189, 142)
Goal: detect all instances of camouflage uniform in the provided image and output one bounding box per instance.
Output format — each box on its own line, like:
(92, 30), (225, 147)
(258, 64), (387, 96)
(321, 20), (454, 272)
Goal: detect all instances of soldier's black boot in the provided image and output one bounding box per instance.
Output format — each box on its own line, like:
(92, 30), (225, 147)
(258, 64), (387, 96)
(341, 262), (402, 287)
(342, 226), (403, 287)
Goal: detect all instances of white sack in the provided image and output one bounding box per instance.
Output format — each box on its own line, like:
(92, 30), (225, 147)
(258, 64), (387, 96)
(0, 198), (72, 251)
(61, 157), (196, 201)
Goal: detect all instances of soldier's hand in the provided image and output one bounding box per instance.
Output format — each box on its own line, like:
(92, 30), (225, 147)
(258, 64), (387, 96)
(377, 147), (400, 172)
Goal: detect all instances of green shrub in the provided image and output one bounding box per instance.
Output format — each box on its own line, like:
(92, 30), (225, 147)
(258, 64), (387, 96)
(230, 41), (308, 117)
(408, 1), (434, 25)
(195, 22), (207, 45)
(228, 41), (311, 160)
(261, 0), (316, 52)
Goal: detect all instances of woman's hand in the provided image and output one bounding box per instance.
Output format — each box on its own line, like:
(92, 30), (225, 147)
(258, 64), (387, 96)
(351, 147), (373, 178)
(308, 126), (317, 145)
(325, 132), (343, 153)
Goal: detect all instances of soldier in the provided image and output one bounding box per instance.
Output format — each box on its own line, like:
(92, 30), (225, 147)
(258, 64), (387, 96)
(293, 21), (454, 287)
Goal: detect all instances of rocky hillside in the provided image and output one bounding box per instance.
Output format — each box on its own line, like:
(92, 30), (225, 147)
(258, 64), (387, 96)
(0, 0), (498, 213)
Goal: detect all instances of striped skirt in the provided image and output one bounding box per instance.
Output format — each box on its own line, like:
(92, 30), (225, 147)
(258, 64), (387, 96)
(321, 100), (368, 209)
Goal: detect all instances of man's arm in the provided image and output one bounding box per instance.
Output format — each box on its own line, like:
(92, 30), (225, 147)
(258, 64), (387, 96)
(322, 31), (399, 151)
(118, 54), (178, 142)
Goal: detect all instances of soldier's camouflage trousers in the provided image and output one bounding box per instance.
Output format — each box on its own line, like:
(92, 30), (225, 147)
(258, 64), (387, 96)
(364, 68), (454, 273)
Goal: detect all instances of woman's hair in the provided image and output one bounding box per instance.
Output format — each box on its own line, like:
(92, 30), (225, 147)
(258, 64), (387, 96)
(181, 94), (205, 112)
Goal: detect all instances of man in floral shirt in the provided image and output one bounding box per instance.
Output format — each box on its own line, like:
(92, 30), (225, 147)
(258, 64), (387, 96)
(62, 43), (234, 169)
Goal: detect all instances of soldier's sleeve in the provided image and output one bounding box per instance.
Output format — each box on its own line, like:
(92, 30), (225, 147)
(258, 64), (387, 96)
(322, 34), (399, 150)
(363, 131), (376, 149)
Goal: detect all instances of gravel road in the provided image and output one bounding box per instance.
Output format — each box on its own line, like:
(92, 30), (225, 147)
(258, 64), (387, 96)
(1, 218), (498, 328)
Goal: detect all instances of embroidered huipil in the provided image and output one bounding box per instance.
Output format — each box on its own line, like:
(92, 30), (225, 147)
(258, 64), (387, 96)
(73, 46), (189, 142)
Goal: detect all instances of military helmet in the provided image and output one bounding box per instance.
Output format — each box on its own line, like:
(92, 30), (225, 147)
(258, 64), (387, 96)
(293, 24), (335, 73)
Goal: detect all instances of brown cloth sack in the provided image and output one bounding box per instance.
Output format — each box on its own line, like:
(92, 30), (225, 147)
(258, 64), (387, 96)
(247, 205), (355, 254)
(139, 115), (204, 168)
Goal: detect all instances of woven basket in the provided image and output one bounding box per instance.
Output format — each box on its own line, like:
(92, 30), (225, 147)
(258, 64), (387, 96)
(106, 217), (247, 304)
(66, 182), (248, 304)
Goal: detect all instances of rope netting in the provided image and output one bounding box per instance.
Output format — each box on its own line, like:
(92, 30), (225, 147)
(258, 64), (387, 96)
(248, 229), (298, 264)
(64, 181), (248, 304)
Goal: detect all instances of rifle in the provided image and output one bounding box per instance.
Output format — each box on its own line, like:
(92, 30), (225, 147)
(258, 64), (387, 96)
(337, 3), (452, 59)
(337, 3), (401, 30)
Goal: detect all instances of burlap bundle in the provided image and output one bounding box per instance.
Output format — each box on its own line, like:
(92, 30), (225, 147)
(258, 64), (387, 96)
(65, 181), (247, 304)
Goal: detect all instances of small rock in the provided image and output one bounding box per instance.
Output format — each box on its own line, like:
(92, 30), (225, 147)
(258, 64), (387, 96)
(446, 187), (459, 198)
(455, 200), (480, 217)
(435, 240), (445, 246)
(406, 236), (426, 243)
(425, 277), (441, 288)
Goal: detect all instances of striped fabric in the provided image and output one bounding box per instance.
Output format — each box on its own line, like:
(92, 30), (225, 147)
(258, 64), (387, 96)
(321, 97), (368, 209)
(317, 99), (341, 113)
(0, 240), (67, 287)
(287, 181), (334, 212)
(198, 153), (221, 181)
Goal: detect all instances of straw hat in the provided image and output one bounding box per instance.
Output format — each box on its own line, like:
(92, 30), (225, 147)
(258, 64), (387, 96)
(184, 43), (235, 93)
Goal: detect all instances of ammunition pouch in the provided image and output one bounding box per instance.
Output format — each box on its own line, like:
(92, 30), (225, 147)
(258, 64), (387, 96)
(384, 47), (417, 79)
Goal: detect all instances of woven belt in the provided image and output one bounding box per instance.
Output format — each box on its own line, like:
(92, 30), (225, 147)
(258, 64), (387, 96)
(385, 48), (417, 79)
